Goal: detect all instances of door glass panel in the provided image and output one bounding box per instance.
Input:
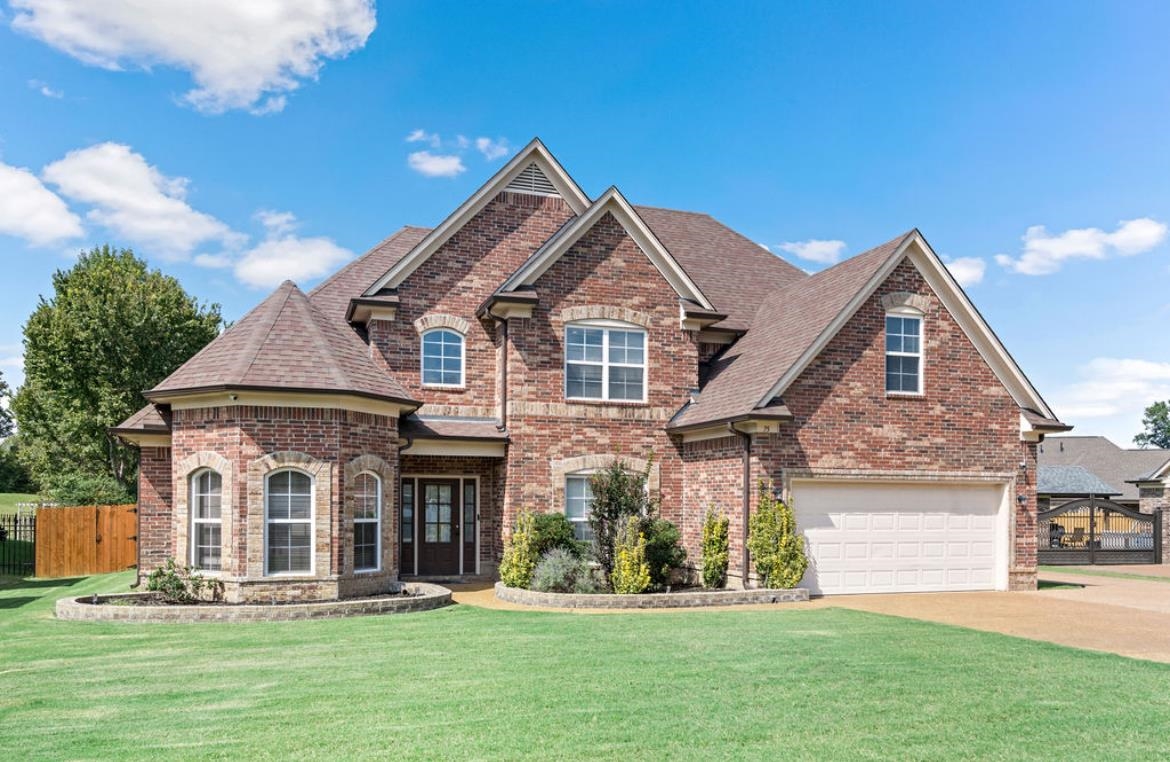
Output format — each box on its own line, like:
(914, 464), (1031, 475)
(463, 482), (476, 545)
(401, 481), (413, 544)
(423, 482), (454, 545)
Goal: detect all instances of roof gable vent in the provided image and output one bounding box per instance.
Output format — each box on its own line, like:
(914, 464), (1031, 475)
(505, 162), (559, 197)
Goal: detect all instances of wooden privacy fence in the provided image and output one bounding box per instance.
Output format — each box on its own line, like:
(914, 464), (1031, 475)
(35, 504), (137, 578)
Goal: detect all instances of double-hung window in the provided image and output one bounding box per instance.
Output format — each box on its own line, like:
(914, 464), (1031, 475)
(885, 312), (923, 394)
(353, 473), (381, 573)
(266, 470), (313, 575)
(189, 469), (222, 571)
(565, 322), (646, 402)
(564, 474), (595, 542)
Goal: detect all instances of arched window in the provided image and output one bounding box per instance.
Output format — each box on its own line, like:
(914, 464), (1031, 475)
(564, 321), (646, 402)
(266, 469), (313, 575)
(421, 328), (464, 387)
(353, 472), (381, 573)
(190, 469), (222, 571)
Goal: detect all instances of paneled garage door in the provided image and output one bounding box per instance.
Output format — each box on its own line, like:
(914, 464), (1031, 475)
(790, 481), (1007, 595)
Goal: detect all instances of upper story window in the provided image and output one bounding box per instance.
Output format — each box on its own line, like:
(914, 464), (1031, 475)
(421, 328), (464, 387)
(885, 311), (923, 394)
(189, 469), (222, 571)
(266, 469), (313, 575)
(565, 322), (646, 402)
(353, 472), (381, 573)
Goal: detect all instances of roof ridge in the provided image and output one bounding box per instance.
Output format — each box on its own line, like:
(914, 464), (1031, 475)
(299, 289), (366, 390)
(309, 226), (417, 298)
(235, 282), (296, 384)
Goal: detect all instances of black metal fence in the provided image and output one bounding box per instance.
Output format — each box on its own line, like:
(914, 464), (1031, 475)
(1039, 498), (1161, 565)
(0, 513), (36, 576)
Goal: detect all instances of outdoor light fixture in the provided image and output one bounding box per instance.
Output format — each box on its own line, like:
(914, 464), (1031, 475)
(1016, 494), (1028, 505)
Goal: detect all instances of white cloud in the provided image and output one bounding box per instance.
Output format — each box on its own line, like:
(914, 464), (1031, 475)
(255, 209), (298, 236)
(995, 217), (1168, 276)
(407, 150), (466, 178)
(0, 161), (84, 246)
(234, 234), (352, 289)
(27, 78), (63, 98)
(944, 257), (986, 287)
(405, 129), (441, 148)
(10, 0), (376, 114)
(192, 253), (232, 269)
(475, 137), (510, 161)
(777, 239), (847, 265)
(42, 142), (242, 259)
(1049, 357), (1170, 445)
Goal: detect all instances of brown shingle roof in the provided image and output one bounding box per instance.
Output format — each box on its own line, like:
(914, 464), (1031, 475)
(1038, 436), (1170, 503)
(112, 403), (171, 433)
(149, 281), (417, 405)
(399, 415), (508, 441)
(309, 226), (429, 321)
(635, 206), (807, 331)
(671, 231), (913, 429)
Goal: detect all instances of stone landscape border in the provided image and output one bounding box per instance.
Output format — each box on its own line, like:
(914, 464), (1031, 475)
(56, 582), (452, 623)
(495, 582), (809, 609)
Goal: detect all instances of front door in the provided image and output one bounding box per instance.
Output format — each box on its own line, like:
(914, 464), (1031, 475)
(418, 479), (461, 575)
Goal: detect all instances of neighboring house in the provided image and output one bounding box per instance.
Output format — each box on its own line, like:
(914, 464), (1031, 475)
(1037, 436), (1170, 514)
(114, 139), (1069, 602)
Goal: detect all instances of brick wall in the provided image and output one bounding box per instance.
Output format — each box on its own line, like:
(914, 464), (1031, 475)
(681, 435), (746, 580)
(1139, 484), (1170, 563)
(137, 446), (173, 580)
(502, 211), (697, 540)
(369, 191), (574, 415)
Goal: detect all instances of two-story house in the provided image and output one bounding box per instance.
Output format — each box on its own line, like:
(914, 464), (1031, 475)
(114, 139), (1069, 602)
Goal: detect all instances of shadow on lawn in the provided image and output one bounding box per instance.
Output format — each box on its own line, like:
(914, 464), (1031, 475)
(0, 596), (39, 609)
(0, 577), (85, 591)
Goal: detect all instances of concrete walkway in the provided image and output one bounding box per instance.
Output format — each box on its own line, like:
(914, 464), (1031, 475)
(451, 573), (1170, 664)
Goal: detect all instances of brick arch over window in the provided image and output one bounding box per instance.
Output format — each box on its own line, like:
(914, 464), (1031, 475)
(413, 313), (470, 335)
(246, 451), (333, 579)
(173, 451), (235, 573)
(880, 291), (930, 313)
(343, 454), (396, 576)
(548, 454), (660, 513)
(559, 305), (654, 329)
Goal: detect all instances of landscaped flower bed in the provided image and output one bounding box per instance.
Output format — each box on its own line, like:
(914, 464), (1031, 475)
(495, 581), (808, 609)
(55, 582), (452, 622)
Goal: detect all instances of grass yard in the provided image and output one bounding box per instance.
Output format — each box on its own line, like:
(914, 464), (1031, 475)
(2, 575), (1170, 760)
(1040, 565), (1170, 584)
(0, 492), (39, 513)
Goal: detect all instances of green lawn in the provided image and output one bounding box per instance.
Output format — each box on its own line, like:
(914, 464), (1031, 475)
(0, 492), (39, 513)
(1040, 565), (1170, 585)
(2, 575), (1170, 760)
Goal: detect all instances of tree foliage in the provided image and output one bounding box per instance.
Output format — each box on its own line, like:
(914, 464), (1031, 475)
(1135, 401), (1170, 450)
(12, 246), (221, 502)
(587, 458), (656, 583)
(0, 370), (13, 440)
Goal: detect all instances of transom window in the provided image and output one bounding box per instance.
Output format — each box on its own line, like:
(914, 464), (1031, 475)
(189, 469), (222, 571)
(565, 475), (595, 542)
(885, 313), (923, 394)
(266, 469), (313, 575)
(421, 329), (464, 387)
(564, 323), (646, 402)
(353, 472), (381, 573)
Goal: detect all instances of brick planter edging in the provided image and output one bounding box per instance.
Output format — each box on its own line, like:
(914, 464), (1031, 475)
(55, 583), (452, 623)
(494, 582), (809, 609)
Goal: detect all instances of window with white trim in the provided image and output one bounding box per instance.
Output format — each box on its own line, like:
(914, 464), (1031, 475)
(189, 469), (222, 571)
(421, 328), (464, 387)
(564, 474), (595, 542)
(353, 472), (381, 573)
(564, 322), (646, 401)
(266, 469), (313, 575)
(885, 312), (923, 394)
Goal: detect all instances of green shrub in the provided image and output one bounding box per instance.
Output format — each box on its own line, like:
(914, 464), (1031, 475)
(531, 512), (583, 557)
(643, 517), (686, 590)
(499, 511), (539, 588)
(45, 471), (131, 506)
(746, 481), (808, 588)
(587, 458), (656, 583)
(611, 516), (651, 594)
(531, 548), (594, 593)
(701, 509), (730, 588)
(146, 558), (223, 603)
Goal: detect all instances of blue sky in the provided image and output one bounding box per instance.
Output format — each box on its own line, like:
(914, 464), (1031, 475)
(1, 1), (1168, 444)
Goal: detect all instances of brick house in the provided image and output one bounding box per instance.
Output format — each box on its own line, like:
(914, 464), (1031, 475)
(114, 139), (1069, 602)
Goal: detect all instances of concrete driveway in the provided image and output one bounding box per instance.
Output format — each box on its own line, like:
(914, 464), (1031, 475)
(818, 569), (1170, 663)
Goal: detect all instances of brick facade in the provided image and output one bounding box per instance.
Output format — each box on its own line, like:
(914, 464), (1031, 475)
(1139, 484), (1170, 563)
(137, 446), (173, 579)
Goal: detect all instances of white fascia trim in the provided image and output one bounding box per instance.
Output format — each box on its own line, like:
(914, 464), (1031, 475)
(498, 187), (715, 310)
(755, 231), (1058, 420)
(364, 139), (590, 295)
(406, 440), (506, 457)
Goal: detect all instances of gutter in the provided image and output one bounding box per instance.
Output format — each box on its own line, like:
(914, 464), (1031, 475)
(728, 421), (752, 588)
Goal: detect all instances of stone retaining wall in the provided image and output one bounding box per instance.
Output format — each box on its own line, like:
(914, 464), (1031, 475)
(495, 582), (808, 609)
(56, 583), (451, 623)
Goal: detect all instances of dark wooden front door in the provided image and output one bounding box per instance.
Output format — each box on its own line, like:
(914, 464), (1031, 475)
(418, 479), (461, 575)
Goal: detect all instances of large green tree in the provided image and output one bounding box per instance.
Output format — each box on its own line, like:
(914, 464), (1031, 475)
(0, 370), (13, 439)
(1135, 401), (1170, 449)
(12, 246), (221, 502)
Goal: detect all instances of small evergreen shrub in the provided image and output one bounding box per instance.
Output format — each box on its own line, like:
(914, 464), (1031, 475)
(499, 511), (539, 588)
(701, 509), (730, 588)
(587, 458), (655, 583)
(531, 548), (593, 593)
(531, 512), (583, 557)
(611, 516), (651, 594)
(746, 481), (808, 588)
(146, 558), (224, 603)
(643, 517), (686, 590)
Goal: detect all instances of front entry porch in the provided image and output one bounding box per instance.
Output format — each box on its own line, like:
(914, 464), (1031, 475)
(400, 475), (483, 577)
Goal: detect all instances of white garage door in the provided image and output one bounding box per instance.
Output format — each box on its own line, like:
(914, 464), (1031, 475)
(790, 481), (1007, 595)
